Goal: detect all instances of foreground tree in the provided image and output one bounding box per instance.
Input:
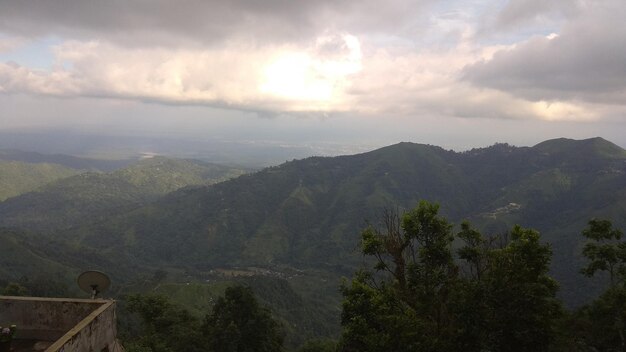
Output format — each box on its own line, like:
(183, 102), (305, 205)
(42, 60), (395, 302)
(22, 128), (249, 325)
(123, 286), (284, 352)
(581, 219), (626, 287)
(202, 285), (284, 352)
(479, 225), (561, 351)
(124, 294), (204, 352)
(340, 201), (457, 352)
(577, 219), (626, 351)
(340, 201), (563, 352)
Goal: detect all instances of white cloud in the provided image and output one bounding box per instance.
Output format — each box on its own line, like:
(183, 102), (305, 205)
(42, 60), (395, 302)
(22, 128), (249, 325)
(0, 34), (364, 112)
(0, 0), (624, 125)
(463, 0), (626, 111)
(0, 36), (25, 53)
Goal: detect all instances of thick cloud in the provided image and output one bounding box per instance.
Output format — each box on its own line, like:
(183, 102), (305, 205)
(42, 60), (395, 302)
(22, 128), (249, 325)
(0, 34), (363, 112)
(0, 0), (432, 46)
(464, 0), (626, 106)
(0, 0), (624, 125)
(491, 0), (582, 30)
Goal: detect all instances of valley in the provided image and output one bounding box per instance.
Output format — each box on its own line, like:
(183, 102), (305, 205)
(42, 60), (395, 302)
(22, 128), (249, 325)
(1, 137), (625, 349)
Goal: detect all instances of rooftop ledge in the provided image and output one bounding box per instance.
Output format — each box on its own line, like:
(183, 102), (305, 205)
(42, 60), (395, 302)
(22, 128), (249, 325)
(0, 295), (124, 352)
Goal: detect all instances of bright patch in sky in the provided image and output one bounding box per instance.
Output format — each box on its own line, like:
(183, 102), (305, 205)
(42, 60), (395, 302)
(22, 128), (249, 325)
(260, 34), (362, 108)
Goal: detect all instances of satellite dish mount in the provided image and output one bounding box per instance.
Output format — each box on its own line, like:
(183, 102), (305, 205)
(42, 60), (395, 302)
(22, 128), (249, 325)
(77, 271), (111, 299)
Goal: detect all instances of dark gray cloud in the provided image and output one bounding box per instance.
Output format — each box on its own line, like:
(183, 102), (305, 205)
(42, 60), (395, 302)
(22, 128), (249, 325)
(464, 0), (626, 105)
(491, 0), (581, 30)
(0, 0), (432, 46)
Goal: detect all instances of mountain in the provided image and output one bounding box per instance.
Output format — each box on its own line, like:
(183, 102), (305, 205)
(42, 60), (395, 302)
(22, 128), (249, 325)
(1, 137), (624, 346)
(0, 148), (135, 171)
(1, 138), (624, 306)
(0, 160), (80, 201)
(44, 137), (623, 306)
(0, 156), (247, 232)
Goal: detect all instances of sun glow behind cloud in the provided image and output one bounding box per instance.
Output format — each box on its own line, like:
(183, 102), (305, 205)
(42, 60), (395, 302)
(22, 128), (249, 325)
(260, 34), (362, 110)
(0, 0), (625, 127)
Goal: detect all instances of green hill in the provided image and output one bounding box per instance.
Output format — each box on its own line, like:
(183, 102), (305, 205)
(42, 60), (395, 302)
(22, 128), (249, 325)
(0, 160), (80, 201)
(0, 157), (247, 232)
(45, 138), (622, 306)
(1, 137), (624, 322)
(0, 148), (135, 171)
(1, 137), (624, 345)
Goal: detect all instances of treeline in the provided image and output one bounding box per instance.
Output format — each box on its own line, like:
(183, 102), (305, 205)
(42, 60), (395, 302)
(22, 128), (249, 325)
(339, 201), (626, 352)
(122, 286), (284, 352)
(120, 200), (625, 352)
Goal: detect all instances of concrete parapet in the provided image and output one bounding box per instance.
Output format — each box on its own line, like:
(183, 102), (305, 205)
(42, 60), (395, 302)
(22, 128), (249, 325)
(0, 296), (123, 352)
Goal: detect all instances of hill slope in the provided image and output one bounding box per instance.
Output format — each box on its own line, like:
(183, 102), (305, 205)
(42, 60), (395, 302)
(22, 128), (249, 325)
(1, 138), (624, 307)
(55, 138), (626, 305)
(0, 157), (247, 232)
(0, 160), (80, 201)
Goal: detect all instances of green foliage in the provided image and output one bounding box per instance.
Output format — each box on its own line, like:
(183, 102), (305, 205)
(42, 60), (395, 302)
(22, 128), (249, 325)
(575, 219), (626, 351)
(581, 219), (626, 286)
(0, 160), (78, 201)
(478, 225), (562, 351)
(340, 271), (425, 352)
(296, 338), (337, 352)
(123, 294), (205, 352)
(572, 287), (626, 351)
(1, 282), (28, 296)
(2, 138), (626, 347)
(0, 156), (246, 233)
(202, 285), (285, 352)
(341, 202), (563, 352)
(340, 202), (459, 352)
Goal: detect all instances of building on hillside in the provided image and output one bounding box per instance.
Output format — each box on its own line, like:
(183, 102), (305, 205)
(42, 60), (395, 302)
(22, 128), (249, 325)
(0, 295), (123, 352)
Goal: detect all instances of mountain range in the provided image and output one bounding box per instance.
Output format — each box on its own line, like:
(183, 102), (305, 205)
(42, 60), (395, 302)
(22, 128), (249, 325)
(1, 137), (625, 343)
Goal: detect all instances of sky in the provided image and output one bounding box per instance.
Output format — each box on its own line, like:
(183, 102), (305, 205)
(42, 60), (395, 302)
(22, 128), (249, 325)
(0, 0), (625, 158)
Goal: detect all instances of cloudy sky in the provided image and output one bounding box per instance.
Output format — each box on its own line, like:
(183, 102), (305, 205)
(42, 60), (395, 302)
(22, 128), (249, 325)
(1, 0), (625, 157)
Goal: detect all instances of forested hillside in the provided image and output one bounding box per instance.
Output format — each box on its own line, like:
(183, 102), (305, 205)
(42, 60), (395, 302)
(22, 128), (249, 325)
(44, 137), (625, 304)
(1, 138), (624, 349)
(0, 160), (79, 201)
(0, 156), (247, 232)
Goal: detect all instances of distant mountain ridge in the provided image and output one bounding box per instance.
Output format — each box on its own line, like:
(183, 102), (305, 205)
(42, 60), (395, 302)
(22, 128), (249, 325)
(41, 137), (621, 305)
(1, 137), (624, 307)
(0, 156), (247, 232)
(0, 148), (135, 171)
(0, 160), (80, 201)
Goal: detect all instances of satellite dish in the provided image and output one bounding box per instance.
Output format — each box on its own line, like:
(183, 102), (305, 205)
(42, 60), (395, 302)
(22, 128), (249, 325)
(77, 271), (111, 299)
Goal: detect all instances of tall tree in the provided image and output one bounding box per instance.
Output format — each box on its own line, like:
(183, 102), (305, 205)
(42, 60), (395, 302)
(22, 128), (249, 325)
(480, 225), (562, 352)
(340, 201), (458, 352)
(202, 285), (284, 352)
(340, 202), (563, 352)
(124, 294), (204, 352)
(581, 219), (626, 287)
(578, 219), (626, 351)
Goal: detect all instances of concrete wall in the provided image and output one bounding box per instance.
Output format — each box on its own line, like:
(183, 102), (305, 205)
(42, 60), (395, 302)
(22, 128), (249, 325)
(47, 300), (119, 352)
(0, 296), (122, 351)
(0, 296), (104, 341)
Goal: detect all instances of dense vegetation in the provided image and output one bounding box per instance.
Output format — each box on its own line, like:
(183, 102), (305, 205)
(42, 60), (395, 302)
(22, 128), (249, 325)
(122, 285), (284, 352)
(106, 202), (625, 351)
(1, 137), (625, 350)
(0, 160), (79, 201)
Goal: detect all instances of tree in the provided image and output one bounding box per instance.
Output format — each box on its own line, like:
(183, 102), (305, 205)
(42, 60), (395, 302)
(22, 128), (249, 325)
(202, 285), (284, 352)
(578, 219), (626, 351)
(296, 338), (337, 352)
(2, 282), (29, 296)
(340, 202), (563, 352)
(581, 218), (626, 287)
(479, 225), (562, 352)
(340, 201), (458, 352)
(124, 294), (204, 352)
